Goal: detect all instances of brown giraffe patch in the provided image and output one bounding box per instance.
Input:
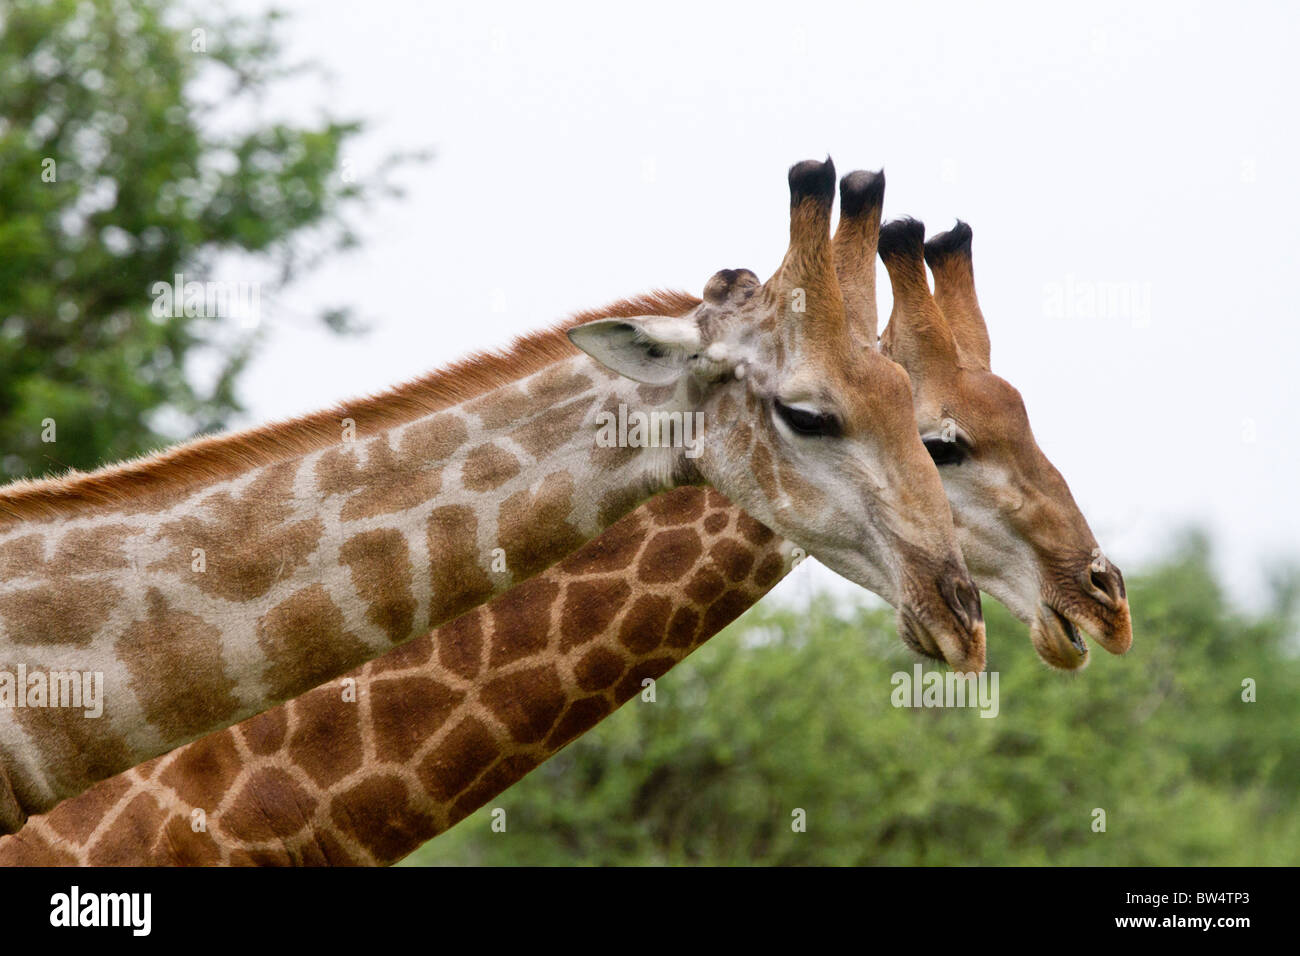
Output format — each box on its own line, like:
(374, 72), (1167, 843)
(0, 534), (44, 579)
(638, 527), (704, 584)
(156, 725), (245, 811)
(220, 766), (319, 841)
(285, 685), (365, 789)
(238, 705), (289, 756)
(588, 397), (641, 471)
(370, 675), (465, 764)
(0, 827), (77, 865)
(665, 605), (701, 648)
(635, 382), (676, 405)
(618, 594), (671, 654)
(556, 513), (645, 576)
(615, 656), (678, 701)
(329, 774), (438, 863)
(496, 472), (584, 582)
(317, 438), (445, 522)
(710, 538), (756, 583)
(751, 440), (780, 502)
(417, 715), (499, 802)
(339, 528), (417, 643)
(702, 588), (755, 637)
(685, 566), (727, 605)
(399, 412), (469, 462)
(487, 576), (560, 669)
(117, 588), (241, 740)
(460, 442), (521, 492)
(231, 847), (292, 867)
(85, 791), (170, 866)
(12, 697), (134, 797)
(153, 461), (324, 602)
(257, 584), (370, 702)
(479, 664), (567, 744)
(646, 487), (707, 526)
(447, 754), (539, 826)
(508, 397), (591, 461)
(369, 632), (433, 677)
(777, 458), (827, 510)
(464, 386), (534, 431)
(426, 505), (494, 622)
(46, 524), (139, 575)
(725, 421), (755, 462)
(559, 577), (631, 651)
(736, 511), (775, 546)
(432, 614), (482, 681)
(754, 551), (787, 588)
(544, 696), (612, 750)
(702, 488), (731, 509)
(0, 579), (121, 646)
(526, 364), (594, 406)
(714, 392), (738, 420)
(575, 646), (627, 691)
(299, 827), (362, 867)
(703, 510), (729, 534)
(160, 813), (222, 865)
(131, 753), (164, 780)
(596, 485), (644, 527)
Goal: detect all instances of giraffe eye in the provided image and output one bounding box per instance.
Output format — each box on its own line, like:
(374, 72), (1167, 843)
(924, 436), (968, 466)
(774, 399), (840, 437)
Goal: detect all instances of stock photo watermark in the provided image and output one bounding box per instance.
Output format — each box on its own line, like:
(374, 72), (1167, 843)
(890, 664), (999, 718)
(594, 404), (705, 459)
(1043, 275), (1152, 328)
(151, 273), (261, 328)
(0, 667), (104, 719)
(49, 886), (151, 936)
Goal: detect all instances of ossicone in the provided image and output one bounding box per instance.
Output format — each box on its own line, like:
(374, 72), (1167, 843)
(877, 217), (926, 263)
(924, 220), (974, 268)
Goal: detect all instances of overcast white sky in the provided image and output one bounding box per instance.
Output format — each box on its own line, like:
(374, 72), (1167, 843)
(220, 0), (1300, 609)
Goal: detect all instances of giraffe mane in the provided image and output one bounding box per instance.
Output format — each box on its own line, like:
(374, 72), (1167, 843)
(0, 290), (702, 524)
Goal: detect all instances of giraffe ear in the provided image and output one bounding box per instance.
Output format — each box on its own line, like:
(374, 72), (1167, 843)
(567, 316), (702, 386)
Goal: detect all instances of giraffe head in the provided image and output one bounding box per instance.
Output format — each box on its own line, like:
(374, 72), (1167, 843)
(569, 158), (984, 673)
(877, 216), (1132, 670)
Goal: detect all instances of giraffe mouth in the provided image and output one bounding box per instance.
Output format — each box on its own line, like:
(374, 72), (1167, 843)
(1052, 606), (1085, 652)
(1030, 603), (1090, 671)
(898, 609), (944, 661)
(897, 605), (985, 673)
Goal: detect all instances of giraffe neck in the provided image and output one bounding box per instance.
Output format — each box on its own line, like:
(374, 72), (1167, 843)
(0, 488), (796, 865)
(0, 353), (698, 832)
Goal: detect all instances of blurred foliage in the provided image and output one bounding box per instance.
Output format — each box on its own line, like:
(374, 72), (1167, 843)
(0, 0), (423, 480)
(403, 531), (1300, 865)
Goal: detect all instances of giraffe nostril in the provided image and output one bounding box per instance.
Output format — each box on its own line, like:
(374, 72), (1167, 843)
(1089, 565), (1124, 606)
(939, 574), (983, 636)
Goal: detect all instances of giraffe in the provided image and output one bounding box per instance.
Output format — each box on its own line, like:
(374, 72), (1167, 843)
(877, 217), (1131, 667)
(0, 157), (982, 834)
(0, 180), (1133, 867)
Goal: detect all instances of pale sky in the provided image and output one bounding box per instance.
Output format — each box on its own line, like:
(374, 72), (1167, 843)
(219, 0), (1300, 608)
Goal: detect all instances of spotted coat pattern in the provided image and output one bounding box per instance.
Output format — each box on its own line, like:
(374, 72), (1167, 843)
(0, 488), (796, 865)
(0, 356), (699, 832)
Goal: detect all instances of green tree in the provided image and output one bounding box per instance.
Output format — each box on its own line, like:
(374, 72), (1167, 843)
(0, 0), (415, 480)
(403, 533), (1300, 866)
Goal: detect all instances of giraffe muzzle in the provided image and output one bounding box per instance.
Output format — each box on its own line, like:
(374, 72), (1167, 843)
(899, 569), (987, 674)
